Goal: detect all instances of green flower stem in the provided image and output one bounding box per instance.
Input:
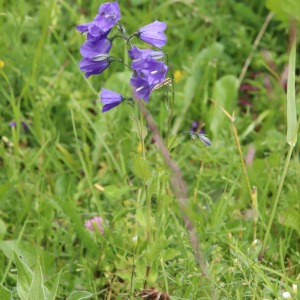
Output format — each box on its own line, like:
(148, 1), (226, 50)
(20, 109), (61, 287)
(145, 183), (151, 245)
(140, 105), (145, 159)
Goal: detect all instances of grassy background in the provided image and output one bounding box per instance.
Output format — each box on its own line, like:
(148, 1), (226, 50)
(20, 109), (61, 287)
(0, 0), (299, 299)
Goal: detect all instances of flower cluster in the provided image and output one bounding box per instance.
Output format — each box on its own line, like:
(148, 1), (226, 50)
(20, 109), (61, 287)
(85, 216), (105, 234)
(76, 1), (120, 78)
(76, 1), (169, 112)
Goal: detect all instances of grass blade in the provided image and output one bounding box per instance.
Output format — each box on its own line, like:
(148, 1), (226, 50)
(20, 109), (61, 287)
(286, 40), (297, 146)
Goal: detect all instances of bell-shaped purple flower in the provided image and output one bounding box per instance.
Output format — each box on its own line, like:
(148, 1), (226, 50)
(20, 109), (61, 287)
(130, 76), (152, 102)
(137, 21), (167, 48)
(80, 37), (112, 58)
(76, 22), (110, 41)
(79, 56), (110, 78)
(94, 1), (121, 32)
(128, 46), (164, 70)
(137, 59), (168, 85)
(76, 2), (120, 41)
(100, 88), (124, 112)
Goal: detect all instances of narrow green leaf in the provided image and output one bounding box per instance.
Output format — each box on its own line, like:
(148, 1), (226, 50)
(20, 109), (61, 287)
(0, 284), (12, 300)
(27, 261), (46, 300)
(286, 41), (297, 146)
(210, 75), (239, 138)
(67, 291), (94, 300)
(132, 154), (152, 183)
(14, 252), (33, 300)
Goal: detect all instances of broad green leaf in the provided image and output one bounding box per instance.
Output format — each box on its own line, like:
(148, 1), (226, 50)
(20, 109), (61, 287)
(27, 261), (46, 300)
(55, 174), (71, 197)
(67, 291), (94, 300)
(210, 75), (239, 137)
(14, 252), (33, 300)
(266, 0), (300, 23)
(167, 134), (181, 151)
(45, 270), (61, 300)
(145, 237), (169, 261)
(0, 284), (12, 300)
(286, 41), (297, 146)
(161, 249), (180, 261)
(132, 154), (152, 183)
(1, 241), (55, 276)
(278, 209), (300, 235)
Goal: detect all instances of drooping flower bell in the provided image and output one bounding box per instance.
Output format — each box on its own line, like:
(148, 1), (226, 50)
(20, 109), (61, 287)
(76, 1), (120, 41)
(130, 76), (152, 102)
(100, 88), (124, 112)
(80, 37), (112, 58)
(79, 55), (111, 78)
(128, 46), (164, 70)
(136, 59), (168, 85)
(137, 21), (167, 48)
(94, 1), (121, 32)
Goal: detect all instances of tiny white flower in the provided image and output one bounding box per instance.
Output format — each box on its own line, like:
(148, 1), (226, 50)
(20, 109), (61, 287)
(282, 291), (291, 299)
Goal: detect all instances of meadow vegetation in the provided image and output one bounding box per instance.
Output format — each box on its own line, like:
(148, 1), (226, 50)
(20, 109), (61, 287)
(0, 0), (299, 299)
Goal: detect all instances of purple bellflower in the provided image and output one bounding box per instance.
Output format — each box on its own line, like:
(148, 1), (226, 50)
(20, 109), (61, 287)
(76, 1), (120, 41)
(130, 76), (152, 102)
(94, 1), (121, 32)
(79, 56), (110, 78)
(80, 37), (112, 58)
(136, 59), (168, 85)
(137, 21), (167, 48)
(128, 46), (164, 70)
(76, 22), (110, 42)
(100, 88), (124, 112)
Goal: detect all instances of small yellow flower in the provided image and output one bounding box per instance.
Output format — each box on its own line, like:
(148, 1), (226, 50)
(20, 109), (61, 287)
(0, 60), (5, 69)
(137, 142), (143, 153)
(174, 70), (185, 83)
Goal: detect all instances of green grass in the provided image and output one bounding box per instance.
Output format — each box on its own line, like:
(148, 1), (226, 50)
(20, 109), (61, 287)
(0, 0), (299, 299)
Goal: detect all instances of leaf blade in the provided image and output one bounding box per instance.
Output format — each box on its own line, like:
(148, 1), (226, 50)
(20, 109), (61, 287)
(286, 40), (297, 146)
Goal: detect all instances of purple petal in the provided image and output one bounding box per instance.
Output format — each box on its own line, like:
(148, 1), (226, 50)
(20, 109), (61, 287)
(80, 38), (112, 58)
(139, 21), (166, 33)
(129, 46), (164, 70)
(100, 88), (123, 112)
(94, 1), (121, 32)
(130, 76), (152, 102)
(76, 22), (93, 33)
(102, 102), (121, 112)
(79, 58), (110, 78)
(100, 88), (123, 104)
(136, 59), (168, 85)
(139, 32), (167, 48)
(138, 21), (167, 48)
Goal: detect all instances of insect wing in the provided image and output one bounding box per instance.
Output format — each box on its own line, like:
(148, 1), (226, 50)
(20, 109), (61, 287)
(197, 134), (211, 146)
